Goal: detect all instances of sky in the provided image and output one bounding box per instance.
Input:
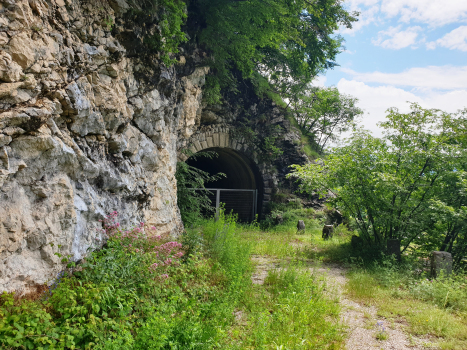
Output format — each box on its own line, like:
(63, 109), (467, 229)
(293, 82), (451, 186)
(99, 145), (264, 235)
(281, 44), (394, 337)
(318, 0), (467, 136)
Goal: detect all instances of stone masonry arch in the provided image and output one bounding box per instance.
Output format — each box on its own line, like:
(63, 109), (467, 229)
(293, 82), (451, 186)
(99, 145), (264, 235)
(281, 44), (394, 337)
(179, 126), (276, 218)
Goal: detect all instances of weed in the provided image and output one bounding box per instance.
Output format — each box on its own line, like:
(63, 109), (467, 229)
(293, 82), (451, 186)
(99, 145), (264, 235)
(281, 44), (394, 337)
(0, 212), (252, 349)
(375, 321), (388, 340)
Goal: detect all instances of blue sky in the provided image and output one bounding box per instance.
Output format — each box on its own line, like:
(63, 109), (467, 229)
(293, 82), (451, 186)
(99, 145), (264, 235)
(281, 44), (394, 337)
(317, 0), (467, 136)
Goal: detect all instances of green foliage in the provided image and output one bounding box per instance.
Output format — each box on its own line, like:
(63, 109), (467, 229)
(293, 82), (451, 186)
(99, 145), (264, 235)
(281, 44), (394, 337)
(288, 86), (363, 152)
(289, 103), (467, 264)
(224, 266), (344, 349)
(194, 0), (357, 91)
(0, 213), (253, 349)
(233, 123), (284, 162)
(140, 0), (188, 65)
(202, 75), (222, 105)
(251, 72), (288, 108)
(176, 150), (225, 225)
(201, 210), (252, 289)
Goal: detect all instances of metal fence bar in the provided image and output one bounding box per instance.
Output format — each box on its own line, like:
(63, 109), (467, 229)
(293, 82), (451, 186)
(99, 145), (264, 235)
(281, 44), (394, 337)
(215, 189), (220, 221)
(193, 188), (258, 222)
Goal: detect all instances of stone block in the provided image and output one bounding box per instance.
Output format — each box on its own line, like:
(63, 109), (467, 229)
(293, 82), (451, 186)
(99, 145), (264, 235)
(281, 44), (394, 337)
(207, 136), (214, 148)
(387, 239), (401, 261)
(200, 140), (208, 149)
(193, 140), (202, 151)
(431, 251), (452, 277)
(297, 220), (305, 233)
(219, 133), (226, 147)
(214, 133), (220, 147)
(322, 225), (333, 240)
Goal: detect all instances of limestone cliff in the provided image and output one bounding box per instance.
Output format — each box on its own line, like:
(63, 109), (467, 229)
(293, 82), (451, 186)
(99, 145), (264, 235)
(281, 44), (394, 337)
(0, 0), (308, 293)
(0, 0), (206, 292)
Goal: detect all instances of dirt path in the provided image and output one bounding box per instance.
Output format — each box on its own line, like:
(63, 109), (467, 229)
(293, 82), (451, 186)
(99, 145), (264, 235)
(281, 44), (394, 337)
(251, 256), (433, 350)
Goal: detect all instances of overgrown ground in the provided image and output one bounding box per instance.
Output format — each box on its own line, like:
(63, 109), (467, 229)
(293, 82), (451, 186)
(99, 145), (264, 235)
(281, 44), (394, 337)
(2, 209), (467, 349)
(231, 208), (467, 350)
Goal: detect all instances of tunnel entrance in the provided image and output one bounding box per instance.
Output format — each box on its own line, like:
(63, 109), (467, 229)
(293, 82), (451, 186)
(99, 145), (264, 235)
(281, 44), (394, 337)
(186, 147), (263, 222)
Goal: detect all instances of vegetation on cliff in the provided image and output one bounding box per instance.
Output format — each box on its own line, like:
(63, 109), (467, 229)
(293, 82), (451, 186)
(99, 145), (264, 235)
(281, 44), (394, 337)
(130, 0), (360, 154)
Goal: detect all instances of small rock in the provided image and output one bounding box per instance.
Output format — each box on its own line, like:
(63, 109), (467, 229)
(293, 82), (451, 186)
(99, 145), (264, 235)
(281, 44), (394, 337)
(297, 220), (305, 233)
(322, 225), (334, 240)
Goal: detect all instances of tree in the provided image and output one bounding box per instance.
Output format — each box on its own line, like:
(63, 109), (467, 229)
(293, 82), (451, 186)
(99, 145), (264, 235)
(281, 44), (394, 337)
(288, 103), (467, 264)
(288, 86), (363, 152)
(190, 0), (358, 89)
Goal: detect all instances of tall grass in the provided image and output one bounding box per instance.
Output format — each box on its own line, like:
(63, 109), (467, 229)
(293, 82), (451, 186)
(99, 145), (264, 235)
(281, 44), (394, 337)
(0, 212), (252, 349)
(346, 258), (467, 350)
(222, 265), (344, 349)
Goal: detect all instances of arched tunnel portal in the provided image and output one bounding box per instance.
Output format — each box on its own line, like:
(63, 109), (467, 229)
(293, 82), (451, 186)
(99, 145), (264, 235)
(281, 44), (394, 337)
(186, 147), (263, 222)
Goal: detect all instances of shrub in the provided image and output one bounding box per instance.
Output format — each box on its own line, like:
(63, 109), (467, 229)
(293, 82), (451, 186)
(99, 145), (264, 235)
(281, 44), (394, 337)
(0, 212), (252, 349)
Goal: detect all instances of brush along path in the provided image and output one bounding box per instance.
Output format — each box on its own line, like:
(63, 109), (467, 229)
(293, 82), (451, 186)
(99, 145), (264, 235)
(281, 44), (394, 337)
(251, 255), (433, 350)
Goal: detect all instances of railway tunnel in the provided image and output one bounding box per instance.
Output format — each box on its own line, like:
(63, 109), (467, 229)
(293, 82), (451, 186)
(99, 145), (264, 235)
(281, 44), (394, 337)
(186, 147), (263, 222)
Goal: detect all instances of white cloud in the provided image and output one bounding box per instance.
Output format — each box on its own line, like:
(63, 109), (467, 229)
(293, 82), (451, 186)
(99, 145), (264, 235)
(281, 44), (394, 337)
(312, 76), (327, 87)
(426, 26), (467, 51)
(341, 0), (467, 34)
(372, 25), (421, 49)
(380, 0), (467, 27)
(336, 78), (467, 136)
(341, 66), (467, 90)
(340, 4), (380, 35)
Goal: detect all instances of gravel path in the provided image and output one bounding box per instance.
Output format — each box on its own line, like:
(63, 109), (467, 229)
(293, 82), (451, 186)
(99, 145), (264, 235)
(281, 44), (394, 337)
(251, 256), (433, 350)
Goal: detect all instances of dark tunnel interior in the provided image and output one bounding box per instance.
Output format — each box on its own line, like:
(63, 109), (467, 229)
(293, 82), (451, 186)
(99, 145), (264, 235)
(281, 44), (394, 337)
(186, 147), (263, 221)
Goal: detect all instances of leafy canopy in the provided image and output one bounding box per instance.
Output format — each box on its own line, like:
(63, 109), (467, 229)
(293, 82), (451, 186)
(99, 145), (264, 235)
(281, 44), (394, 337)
(194, 0), (358, 88)
(289, 103), (467, 264)
(288, 86), (363, 152)
(142, 0), (357, 88)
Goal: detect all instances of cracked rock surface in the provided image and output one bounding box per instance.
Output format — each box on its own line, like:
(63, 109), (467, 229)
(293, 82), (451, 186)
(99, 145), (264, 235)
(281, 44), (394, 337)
(0, 0), (205, 292)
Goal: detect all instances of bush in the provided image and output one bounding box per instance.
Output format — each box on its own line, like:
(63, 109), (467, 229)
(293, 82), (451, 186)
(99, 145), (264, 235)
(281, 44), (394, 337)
(0, 212), (252, 349)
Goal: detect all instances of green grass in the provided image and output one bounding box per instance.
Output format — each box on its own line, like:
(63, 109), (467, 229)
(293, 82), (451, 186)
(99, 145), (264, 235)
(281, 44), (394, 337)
(346, 268), (467, 350)
(220, 265), (345, 349)
(252, 206), (467, 350)
(0, 210), (346, 349)
(0, 212), (252, 350)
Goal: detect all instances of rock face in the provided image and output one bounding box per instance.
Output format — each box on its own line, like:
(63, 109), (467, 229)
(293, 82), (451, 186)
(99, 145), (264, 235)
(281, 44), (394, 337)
(0, 0), (307, 292)
(0, 0), (206, 292)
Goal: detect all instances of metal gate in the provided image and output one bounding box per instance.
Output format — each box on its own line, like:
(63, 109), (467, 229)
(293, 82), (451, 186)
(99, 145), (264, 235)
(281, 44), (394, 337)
(194, 188), (258, 222)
